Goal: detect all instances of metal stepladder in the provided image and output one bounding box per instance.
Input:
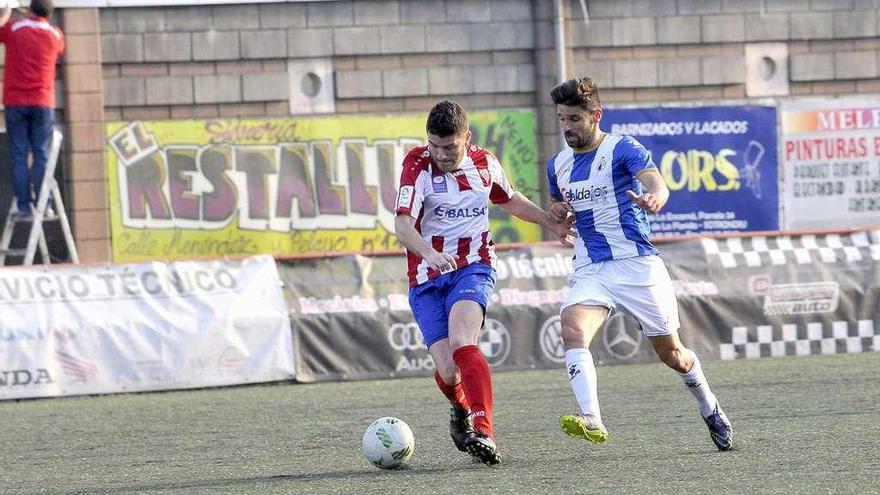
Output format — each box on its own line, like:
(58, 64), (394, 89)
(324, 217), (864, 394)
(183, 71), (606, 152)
(0, 129), (79, 265)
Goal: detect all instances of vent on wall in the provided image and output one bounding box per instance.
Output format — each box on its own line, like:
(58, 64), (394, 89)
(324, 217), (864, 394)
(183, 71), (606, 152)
(288, 59), (335, 115)
(745, 43), (789, 97)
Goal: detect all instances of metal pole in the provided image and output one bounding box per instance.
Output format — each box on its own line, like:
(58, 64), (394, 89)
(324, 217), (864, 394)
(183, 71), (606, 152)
(554, 0), (566, 85)
(554, 0), (566, 148)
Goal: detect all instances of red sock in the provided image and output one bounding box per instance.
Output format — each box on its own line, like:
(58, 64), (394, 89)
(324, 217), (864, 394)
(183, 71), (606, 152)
(434, 371), (469, 410)
(452, 345), (494, 437)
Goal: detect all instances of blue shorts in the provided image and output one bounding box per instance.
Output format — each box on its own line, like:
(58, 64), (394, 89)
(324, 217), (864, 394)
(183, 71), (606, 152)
(408, 263), (497, 348)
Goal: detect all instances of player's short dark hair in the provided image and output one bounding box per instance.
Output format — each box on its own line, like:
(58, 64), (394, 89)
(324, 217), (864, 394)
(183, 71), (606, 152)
(426, 100), (468, 137)
(30, 0), (53, 17)
(550, 76), (601, 112)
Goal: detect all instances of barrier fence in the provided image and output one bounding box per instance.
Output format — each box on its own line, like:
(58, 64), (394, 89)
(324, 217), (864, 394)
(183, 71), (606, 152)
(281, 230), (880, 382)
(1, 231), (878, 399)
(0, 255), (294, 400)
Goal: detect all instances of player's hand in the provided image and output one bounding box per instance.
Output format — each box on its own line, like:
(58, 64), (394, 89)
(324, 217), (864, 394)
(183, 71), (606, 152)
(425, 251), (457, 274)
(543, 212), (576, 248)
(626, 190), (662, 213)
(543, 208), (573, 227)
(549, 201), (573, 221)
(557, 230), (575, 248)
(544, 204), (575, 248)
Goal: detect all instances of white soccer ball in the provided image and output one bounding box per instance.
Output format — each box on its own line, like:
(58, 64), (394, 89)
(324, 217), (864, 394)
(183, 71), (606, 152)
(361, 416), (415, 469)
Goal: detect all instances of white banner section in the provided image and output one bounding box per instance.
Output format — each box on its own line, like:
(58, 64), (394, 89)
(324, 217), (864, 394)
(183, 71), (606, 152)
(782, 98), (880, 230)
(0, 255), (295, 400)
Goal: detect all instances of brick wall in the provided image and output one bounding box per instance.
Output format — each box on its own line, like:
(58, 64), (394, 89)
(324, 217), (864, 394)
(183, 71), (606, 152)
(96, 0), (880, 151)
(100, 0), (538, 120)
(567, 0), (880, 107)
(28, 0), (880, 260)
(62, 8), (110, 263)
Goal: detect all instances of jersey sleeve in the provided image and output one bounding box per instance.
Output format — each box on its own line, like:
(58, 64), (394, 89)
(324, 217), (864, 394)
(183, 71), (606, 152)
(546, 155), (562, 201)
(395, 150), (427, 218)
(487, 153), (515, 204)
(619, 135), (657, 177)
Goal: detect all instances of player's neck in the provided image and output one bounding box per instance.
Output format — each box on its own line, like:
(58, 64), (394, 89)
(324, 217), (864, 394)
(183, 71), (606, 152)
(572, 132), (605, 154)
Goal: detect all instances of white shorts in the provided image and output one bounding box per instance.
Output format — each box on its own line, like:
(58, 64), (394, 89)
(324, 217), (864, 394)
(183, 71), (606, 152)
(561, 255), (681, 337)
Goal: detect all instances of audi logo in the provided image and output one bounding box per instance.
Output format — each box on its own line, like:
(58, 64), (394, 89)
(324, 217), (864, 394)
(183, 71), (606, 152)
(387, 322), (427, 351)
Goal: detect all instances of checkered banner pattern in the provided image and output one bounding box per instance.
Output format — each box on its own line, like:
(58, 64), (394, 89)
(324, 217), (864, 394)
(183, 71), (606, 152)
(701, 231), (880, 268)
(720, 320), (880, 360)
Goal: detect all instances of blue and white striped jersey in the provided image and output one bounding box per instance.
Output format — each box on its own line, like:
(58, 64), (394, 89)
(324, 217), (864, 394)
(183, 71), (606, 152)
(547, 134), (659, 269)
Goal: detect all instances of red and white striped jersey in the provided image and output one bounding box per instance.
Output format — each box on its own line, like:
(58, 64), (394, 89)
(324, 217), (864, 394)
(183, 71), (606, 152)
(396, 144), (516, 287)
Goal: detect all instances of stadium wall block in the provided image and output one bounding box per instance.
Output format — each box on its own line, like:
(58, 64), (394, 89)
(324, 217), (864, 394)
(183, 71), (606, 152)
(281, 230), (880, 382)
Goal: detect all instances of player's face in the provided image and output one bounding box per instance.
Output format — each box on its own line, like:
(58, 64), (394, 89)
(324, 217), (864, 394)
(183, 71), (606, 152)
(557, 104), (603, 150)
(427, 130), (471, 172)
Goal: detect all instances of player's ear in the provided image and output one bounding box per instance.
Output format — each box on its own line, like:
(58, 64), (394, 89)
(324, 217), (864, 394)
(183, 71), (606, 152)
(463, 129), (472, 144)
(593, 107), (603, 123)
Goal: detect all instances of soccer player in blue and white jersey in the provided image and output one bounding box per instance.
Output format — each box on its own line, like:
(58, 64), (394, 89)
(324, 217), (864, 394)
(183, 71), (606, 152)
(546, 76), (733, 451)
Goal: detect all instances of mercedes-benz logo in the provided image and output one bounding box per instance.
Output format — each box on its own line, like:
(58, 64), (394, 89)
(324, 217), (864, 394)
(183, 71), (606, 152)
(478, 318), (511, 367)
(602, 313), (642, 360)
(539, 315), (566, 362)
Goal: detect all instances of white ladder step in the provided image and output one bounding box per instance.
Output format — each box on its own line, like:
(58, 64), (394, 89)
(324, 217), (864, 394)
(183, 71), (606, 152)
(7, 216), (61, 224)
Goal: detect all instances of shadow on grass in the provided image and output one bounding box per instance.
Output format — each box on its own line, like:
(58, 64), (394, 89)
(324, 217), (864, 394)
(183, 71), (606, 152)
(55, 466), (455, 495)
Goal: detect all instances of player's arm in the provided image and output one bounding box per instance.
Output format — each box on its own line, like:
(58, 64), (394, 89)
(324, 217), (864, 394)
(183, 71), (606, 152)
(490, 153), (572, 246)
(393, 213), (436, 259)
(498, 191), (553, 225)
(498, 192), (574, 247)
(628, 168), (670, 213)
(394, 214), (456, 272)
(394, 156), (456, 272)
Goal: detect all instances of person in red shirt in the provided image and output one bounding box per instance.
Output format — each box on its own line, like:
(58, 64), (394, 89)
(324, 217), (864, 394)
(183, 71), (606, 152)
(0, 0), (64, 218)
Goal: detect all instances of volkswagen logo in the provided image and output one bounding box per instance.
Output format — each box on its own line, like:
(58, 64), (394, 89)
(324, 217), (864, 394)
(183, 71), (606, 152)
(601, 313), (642, 360)
(478, 318), (511, 367)
(387, 322), (426, 351)
(539, 315), (566, 363)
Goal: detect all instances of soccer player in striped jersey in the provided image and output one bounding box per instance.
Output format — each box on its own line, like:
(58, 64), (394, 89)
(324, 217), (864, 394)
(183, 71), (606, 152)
(546, 77), (733, 451)
(395, 100), (573, 465)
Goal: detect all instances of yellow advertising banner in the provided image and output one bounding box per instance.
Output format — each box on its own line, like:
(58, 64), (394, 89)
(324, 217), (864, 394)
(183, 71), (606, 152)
(106, 111), (540, 262)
